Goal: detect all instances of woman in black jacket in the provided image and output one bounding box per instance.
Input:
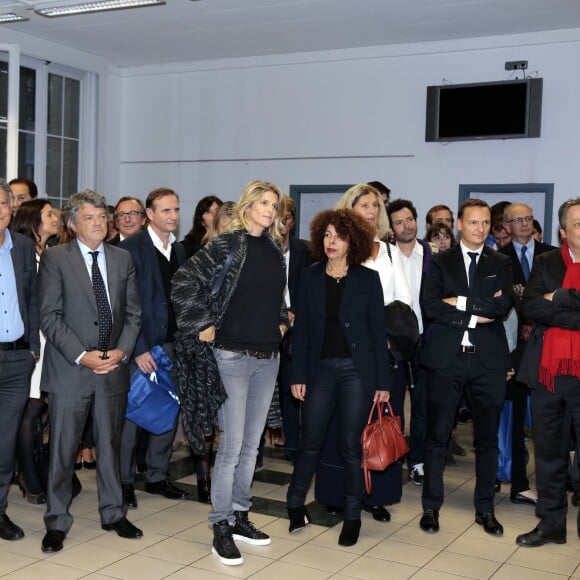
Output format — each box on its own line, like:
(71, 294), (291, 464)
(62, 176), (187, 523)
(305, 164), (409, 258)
(286, 209), (391, 547)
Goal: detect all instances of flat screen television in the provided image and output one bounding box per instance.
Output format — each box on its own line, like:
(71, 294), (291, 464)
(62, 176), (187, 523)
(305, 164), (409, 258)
(425, 78), (543, 142)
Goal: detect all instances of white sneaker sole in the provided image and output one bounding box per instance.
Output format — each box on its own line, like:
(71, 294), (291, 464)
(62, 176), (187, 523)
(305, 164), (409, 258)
(211, 546), (243, 566)
(232, 534), (271, 546)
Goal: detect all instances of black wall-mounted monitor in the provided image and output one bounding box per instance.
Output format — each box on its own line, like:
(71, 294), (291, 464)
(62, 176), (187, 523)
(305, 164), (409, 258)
(425, 78), (543, 142)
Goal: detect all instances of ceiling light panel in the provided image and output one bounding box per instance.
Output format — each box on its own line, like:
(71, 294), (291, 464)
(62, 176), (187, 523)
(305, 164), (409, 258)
(0, 8), (29, 22)
(34, 0), (165, 18)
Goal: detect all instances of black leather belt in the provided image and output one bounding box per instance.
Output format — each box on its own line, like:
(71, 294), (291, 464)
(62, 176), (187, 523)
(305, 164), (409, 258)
(214, 344), (278, 360)
(459, 345), (476, 353)
(0, 338), (30, 351)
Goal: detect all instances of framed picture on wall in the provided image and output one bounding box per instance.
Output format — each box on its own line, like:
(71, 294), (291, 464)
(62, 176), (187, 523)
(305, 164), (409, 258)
(289, 184), (353, 239)
(458, 183), (554, 243)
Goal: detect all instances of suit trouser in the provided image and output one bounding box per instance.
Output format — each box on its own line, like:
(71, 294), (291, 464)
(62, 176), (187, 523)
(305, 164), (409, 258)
(506, 378), (531, 493)
(422, 352), (505, 513)
(45, 386), (127, 532)
(120, 343), (177, 485)
(533, 375), (580, 533)
(0, 350), (35, 513)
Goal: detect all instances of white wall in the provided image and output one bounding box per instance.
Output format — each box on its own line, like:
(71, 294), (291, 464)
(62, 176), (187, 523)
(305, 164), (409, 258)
(117, 29), (580, 243)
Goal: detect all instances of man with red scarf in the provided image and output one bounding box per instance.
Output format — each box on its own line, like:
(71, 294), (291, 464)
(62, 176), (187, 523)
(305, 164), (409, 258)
(517, 198), (580, 547)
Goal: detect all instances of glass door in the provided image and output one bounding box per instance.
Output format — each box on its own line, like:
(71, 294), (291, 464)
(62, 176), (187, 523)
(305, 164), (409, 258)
(0, 45), (20, 180)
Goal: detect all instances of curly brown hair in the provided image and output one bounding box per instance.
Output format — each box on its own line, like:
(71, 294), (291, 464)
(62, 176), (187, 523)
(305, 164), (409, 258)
(310, 209), (374, 265)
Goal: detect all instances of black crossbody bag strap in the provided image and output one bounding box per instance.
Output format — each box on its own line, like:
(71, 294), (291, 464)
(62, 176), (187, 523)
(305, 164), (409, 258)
(211, 236), (240, 298)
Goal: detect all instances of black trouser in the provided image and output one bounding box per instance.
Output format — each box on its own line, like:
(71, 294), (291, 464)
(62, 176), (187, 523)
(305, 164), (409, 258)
(533, 375), (580, 533)
(287, 358), (372, 520)
(505, 378), (530, 494)
(422, 353), (505, 514)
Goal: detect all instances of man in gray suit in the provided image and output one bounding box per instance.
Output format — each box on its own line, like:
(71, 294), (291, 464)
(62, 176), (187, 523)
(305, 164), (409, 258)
(0, 180), (39, 541)
(38, 190), (142, 553)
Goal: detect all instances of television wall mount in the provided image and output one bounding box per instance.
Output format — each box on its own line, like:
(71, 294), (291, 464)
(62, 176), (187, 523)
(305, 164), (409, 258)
(505, 60), (528, 71)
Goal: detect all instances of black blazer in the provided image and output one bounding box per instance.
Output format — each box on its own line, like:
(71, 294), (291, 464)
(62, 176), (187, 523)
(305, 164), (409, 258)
(421, 244), (513, 370)
(287, 237), (312, 311)
(500, 240), (556, 287)
(10, 231), (40, 355)
(120, 230), (187, 357)
(291, 262), (390, 398)
(519, 249), (580, 389)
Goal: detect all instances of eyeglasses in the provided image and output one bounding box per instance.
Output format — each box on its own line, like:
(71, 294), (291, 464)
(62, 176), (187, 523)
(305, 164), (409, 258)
(432, 234), (451, 241)
(116, 210), (144, 219)
(506, 216), (533, 225)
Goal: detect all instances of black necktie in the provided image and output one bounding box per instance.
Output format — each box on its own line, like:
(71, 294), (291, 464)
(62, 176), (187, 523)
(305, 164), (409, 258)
(467, 252), (478, 290)
(467, 252), (478, 344)
(89, 251), (112, 351)
(521, 245), (531, 282)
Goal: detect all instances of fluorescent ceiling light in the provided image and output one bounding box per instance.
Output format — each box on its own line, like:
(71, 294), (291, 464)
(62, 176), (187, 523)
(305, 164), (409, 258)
(34, 0), (165, 18)
(0, 9), (29, 22)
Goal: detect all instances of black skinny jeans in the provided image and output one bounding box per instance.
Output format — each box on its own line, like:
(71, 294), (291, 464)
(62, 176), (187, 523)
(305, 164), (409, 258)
(287, 358), (372, 520)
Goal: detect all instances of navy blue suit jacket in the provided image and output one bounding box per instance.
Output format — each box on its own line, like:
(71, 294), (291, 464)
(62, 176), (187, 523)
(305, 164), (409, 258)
(120, 230), (186, 357)
(10, 230), (40, 355)
(291, 262), (390, 398)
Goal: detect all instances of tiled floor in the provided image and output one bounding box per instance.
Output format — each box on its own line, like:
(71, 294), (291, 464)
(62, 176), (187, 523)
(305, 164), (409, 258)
(2, 424), (580, 579)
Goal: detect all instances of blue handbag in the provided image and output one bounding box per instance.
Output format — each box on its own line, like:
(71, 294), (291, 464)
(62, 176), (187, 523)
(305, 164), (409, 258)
(126, 345), (180, 435)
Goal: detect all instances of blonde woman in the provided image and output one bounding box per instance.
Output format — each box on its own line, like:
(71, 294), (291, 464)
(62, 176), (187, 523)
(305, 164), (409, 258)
(172, 180), (289, 567)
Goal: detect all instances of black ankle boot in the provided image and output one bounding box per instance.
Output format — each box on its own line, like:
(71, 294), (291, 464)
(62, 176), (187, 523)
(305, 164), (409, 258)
(339, 519), (361, 546)
(197, 477), (211, 504)
(288, 506), (311, 533)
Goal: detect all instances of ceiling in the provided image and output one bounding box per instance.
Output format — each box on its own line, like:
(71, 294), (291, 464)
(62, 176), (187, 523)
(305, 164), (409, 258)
(2, 0), (580, 68)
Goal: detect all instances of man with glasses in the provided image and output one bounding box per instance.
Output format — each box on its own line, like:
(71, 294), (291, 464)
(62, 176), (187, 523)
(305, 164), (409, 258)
(109, 197), (147, 246)
(499, 203), (555, 505)
(425, 204), (454, 235)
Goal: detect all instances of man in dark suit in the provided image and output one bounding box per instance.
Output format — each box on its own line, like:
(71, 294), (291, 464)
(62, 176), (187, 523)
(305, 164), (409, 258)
(516, 198), (580, 547)
(38, 190), (142, 553)
(119, 188), (189, 508)
(278, 197), (312, 461)
(108, 196), (147, 246)
(0, 180), (39, 541)
(420, 198), (513, 535)
(499, 203), (555, 504)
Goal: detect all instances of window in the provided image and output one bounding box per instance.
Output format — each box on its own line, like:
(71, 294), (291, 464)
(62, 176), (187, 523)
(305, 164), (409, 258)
(0, 48), (91, 208)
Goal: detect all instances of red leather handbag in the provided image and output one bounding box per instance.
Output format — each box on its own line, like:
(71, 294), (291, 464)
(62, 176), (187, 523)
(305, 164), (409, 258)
(361, 400), (409, 494)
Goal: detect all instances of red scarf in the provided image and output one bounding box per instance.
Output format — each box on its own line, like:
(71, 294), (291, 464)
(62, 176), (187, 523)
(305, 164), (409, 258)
(539, 242), (580, 392)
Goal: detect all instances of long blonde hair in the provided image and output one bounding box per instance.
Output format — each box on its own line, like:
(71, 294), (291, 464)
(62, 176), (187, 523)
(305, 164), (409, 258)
(225, 180), (285, 242)
(336, 183), (390, 239)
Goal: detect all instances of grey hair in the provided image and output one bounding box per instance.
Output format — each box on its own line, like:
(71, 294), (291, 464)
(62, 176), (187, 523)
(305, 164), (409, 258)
(558, 197), (580, 229)
(65, 189), (107, 227)
(0, 179), (13, 204)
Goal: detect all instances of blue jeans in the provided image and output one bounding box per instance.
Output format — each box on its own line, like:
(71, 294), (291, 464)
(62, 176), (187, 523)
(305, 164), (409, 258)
(209, 348), (279, 526)
(287, 358), (372, 520)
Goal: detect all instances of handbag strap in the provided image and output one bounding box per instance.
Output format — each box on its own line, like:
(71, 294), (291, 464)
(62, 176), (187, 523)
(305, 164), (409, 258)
(211, 236), (240, 298)
(366, 399), (396, 424)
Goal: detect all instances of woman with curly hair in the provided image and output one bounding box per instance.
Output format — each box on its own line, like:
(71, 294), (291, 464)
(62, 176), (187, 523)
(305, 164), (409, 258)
(286, 209), (390, 547)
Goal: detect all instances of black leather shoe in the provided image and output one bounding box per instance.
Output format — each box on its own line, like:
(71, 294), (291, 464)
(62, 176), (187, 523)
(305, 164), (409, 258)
(494, 480), (501, 493)
(122, 484), (137, 509)
(145, 480), (189, 500)
(419, 509), (439, 533)
(510, 492), (538, 505)
(475, 512), (503, 536)
(102, 517), (143, 539)
(197, 477), (211, 504)
(516, 527), (566, 547)
(572, 489), (580, 507)
(288, 506), (311, 533)
(363, 505), (391, 522)
(0, 514), (24, 541)
(338, 519), (361, 546)
(41, 530), (66, 552)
